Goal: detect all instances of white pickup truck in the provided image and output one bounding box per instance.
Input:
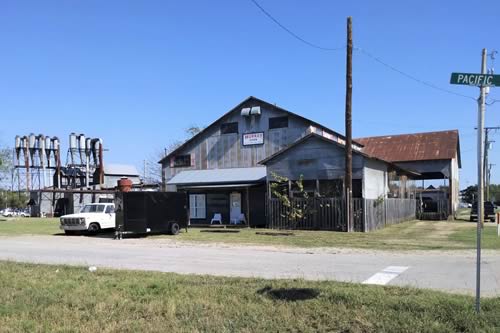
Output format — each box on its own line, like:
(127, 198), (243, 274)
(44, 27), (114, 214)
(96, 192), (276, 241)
(60, 203), (115, 235)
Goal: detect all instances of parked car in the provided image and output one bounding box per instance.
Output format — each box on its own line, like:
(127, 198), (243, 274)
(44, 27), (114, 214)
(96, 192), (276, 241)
(470, 201), (496, 222)
(60, 203), (115, 235)
(2, 209), (15, 217)
(18, 210), (30, 218)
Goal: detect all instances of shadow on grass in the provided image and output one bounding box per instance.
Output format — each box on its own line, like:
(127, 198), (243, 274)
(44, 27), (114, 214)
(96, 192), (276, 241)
(53, 230), (116, 238)
(200, 230), (241, 233)
(257, 286), (320, 301)
(255, 231), (295, 237)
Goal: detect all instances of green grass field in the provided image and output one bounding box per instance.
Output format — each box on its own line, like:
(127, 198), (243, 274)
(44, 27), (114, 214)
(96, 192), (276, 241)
(172, 221), (500, 250)
(0, 261), (499, 333)
(1, 217), (499, 250)
(0, 217), (60, 236)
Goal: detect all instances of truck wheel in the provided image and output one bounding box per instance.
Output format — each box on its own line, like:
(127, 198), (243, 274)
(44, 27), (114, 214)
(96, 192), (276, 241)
(169, 222), (180, 235)
(88, 223), (100, 235)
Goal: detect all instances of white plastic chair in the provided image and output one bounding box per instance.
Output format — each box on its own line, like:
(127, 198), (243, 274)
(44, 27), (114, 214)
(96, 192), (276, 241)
(230, 213), (246, 225)
(210, 213), (222, 225)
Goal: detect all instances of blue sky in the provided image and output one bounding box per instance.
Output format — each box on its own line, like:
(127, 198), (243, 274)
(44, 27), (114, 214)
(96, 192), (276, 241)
(1, 0), (499, 188)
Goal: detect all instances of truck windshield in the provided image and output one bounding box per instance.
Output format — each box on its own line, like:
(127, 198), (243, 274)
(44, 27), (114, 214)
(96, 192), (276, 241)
(80, 204), (106, 213)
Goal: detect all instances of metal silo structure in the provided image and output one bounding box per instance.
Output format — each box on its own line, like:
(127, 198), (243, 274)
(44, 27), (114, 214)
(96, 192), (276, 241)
(78, 133), (86, 165)
(69, 133), (77, 166)
(23, 135), (31, 191)
(45, 136), (52, 168)
(28, 133), (36, 167)
(53, 136), (61, 188)
(91, 138), (104, 185)
(14, 135), (21, 165)
(85, 138), (92, 187)
(39, 134), (46, 188)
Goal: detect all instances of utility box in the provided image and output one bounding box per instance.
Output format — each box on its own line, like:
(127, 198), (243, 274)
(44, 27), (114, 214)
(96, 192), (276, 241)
(115, 192), (188, 236)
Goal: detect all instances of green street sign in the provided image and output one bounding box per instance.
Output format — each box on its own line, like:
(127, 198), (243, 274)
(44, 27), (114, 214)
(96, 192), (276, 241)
(450, 72), (500, 87)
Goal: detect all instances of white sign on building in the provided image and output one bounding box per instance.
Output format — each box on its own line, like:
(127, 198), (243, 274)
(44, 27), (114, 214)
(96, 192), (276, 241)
(242, 132), (264, 146)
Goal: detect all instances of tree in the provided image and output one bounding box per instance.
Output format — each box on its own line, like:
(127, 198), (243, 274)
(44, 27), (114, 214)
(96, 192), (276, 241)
(0, 190), (28, 209)
(460, 185), (477, 204)
(144, 125), (205, 184)
(460, 184), (500, 204)
(185, 125), (204, 137)
(0, 148), (12, 189)
(270, 172), (313, 230)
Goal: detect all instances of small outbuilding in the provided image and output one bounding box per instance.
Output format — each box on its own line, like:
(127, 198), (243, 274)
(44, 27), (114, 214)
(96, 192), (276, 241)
(356, 130), (461, 219)
(96, 164), (141, 190)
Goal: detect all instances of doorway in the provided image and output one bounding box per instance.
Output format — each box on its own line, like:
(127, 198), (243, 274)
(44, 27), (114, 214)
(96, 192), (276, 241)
(230, 192), (242, 222)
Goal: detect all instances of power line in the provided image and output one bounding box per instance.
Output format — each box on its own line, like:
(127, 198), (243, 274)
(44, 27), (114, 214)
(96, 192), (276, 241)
(248, 0), (478, 101)
(486, 98), (500, 106)
(248, 0), (344, 51)
(355, 47), (477, 101)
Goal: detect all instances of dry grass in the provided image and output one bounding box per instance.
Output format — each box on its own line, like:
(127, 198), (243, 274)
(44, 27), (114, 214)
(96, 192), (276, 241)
(171, 220), (500, 250)
(1, 217), (499, 251)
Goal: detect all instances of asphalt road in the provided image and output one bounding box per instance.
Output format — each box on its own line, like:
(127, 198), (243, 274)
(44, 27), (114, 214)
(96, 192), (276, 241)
(0, 235), (499, 296)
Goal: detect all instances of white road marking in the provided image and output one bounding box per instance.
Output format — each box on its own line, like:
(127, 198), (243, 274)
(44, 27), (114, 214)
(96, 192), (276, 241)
(362, 266), (409, 285)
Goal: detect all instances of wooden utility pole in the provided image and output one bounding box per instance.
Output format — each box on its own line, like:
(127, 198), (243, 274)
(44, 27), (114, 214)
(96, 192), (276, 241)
(345, 16), (353, 232)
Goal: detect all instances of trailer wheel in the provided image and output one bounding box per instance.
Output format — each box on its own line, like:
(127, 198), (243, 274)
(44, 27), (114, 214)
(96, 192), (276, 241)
(169, 222), (180, 235)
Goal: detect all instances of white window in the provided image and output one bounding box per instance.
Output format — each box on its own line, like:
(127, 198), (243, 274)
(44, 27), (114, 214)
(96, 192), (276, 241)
(189, 194), (206, 219)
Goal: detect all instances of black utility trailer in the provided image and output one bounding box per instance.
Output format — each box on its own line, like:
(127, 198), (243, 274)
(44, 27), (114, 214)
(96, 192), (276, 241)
(115, 192), (188, 237)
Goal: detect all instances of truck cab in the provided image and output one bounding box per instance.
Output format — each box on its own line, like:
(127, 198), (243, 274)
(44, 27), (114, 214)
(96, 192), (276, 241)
(470, 201), (496, 222)
(60, 203), (115, 235)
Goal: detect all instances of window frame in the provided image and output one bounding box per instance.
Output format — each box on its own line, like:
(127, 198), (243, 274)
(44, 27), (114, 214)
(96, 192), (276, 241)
(268, 116), (289, 129)
(173, 154), (191, 168)
(189, 194), (206, 219)
(220, 122), (239, 134)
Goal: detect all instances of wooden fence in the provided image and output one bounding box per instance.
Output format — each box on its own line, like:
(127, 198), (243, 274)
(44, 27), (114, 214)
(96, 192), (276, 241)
(416, 199), (449, 220)
(364, 198), (416, 231)
(267, 197), (415, 232)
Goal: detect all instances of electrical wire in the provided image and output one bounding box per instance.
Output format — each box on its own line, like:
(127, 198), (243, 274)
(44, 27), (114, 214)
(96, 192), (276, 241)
(355, 47), (477, 101)
(486, 98), (499, 106)
(248, 0), (344, 51)
(249, 0), (478, 101)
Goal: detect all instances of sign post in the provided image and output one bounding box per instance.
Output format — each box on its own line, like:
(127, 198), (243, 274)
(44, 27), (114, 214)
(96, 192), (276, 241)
(497, 212), (500, 237)
(450, 49), (490, 314)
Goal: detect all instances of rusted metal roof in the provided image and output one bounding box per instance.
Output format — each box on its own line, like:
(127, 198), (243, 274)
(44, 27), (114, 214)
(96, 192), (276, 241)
(356, 130), (461, 167)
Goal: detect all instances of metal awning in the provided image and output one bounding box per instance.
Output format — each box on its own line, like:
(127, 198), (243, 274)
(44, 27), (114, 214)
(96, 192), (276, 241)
(177, 183), (259, 189)
(167, 167), (266, 186)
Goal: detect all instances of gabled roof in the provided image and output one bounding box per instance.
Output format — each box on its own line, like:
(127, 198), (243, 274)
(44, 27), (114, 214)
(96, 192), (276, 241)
(259, 132), (420, 177)
(159, 96), (358, 164)
(355, 130), (461, 168)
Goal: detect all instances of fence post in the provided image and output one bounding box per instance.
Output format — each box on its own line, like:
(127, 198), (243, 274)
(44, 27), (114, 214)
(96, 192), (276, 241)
(363, 198), (367, 232)
(384, 198), (387, 227)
